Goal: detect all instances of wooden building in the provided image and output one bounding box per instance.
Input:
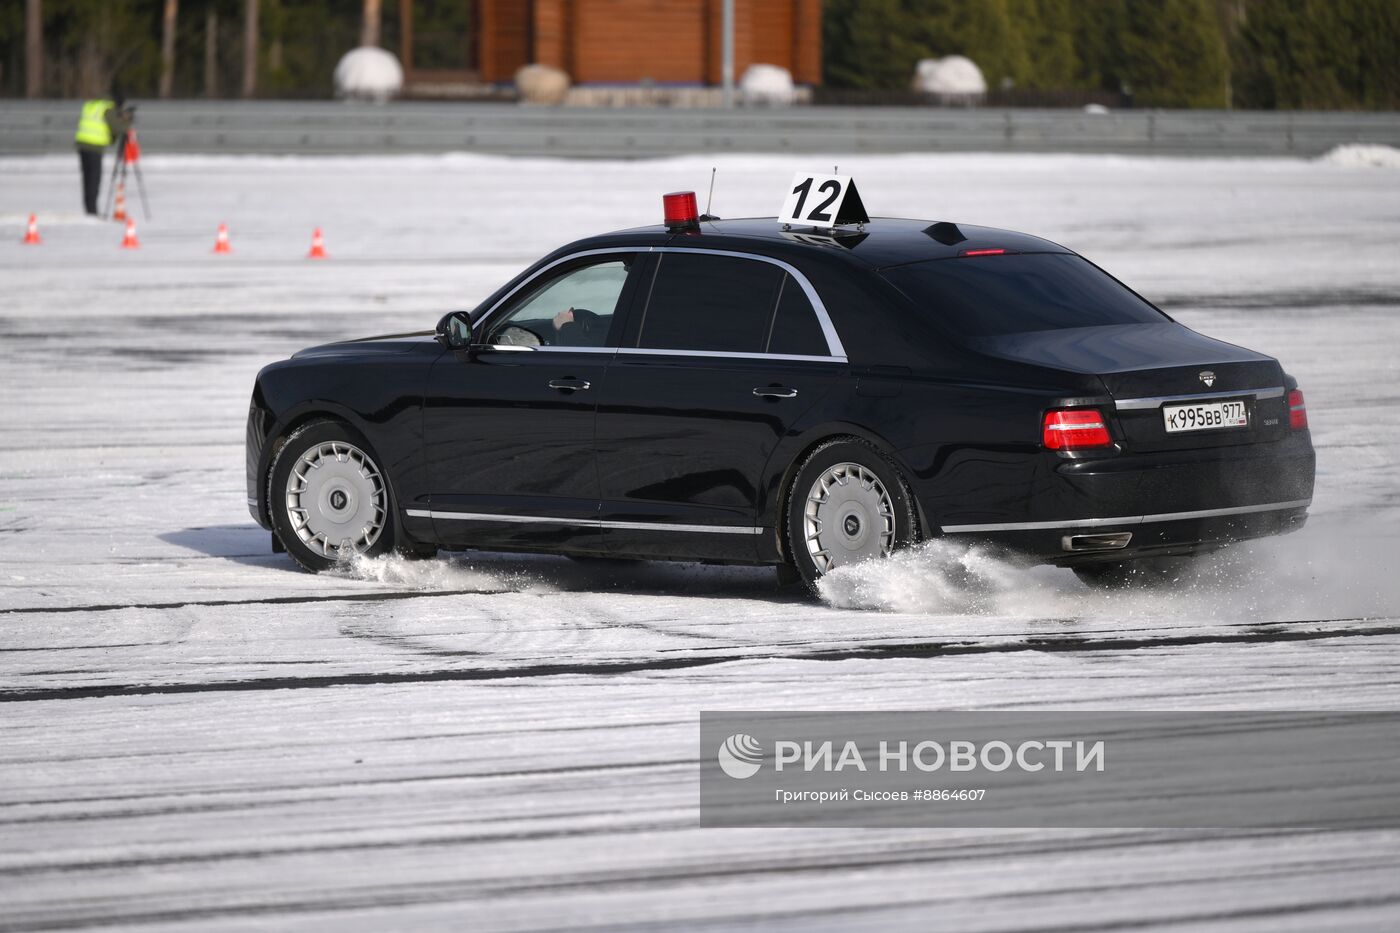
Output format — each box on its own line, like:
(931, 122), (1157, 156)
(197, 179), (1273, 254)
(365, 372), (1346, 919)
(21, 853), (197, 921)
(399, 0), (822, 91)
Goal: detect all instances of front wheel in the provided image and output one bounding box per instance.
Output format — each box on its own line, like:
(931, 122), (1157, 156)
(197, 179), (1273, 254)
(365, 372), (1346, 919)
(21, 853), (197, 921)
(784, 439), (919, 593)
(269, 420), (396, 572)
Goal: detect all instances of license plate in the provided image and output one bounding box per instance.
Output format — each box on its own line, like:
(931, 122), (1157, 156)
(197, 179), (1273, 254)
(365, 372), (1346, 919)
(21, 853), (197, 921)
(1163, 400), (1249, 433)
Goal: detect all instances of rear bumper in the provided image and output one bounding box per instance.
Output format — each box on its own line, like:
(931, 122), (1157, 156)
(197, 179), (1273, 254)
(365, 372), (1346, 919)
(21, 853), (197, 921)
(935, 432), (1315, 564)
(949, 500), (1309, 566)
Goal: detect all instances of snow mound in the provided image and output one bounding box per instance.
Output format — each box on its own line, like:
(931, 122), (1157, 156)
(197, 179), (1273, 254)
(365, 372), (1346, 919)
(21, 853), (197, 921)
(516, 64), (570, 105)
(912, 56), (987, 100)
(333, 47), (404, 104)
(1319, 144), (1400, 168)
(741, 64), (795, 106)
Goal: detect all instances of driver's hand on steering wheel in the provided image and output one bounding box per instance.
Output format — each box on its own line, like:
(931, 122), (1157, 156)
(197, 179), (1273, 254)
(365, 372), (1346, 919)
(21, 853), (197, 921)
(553, 307), (575, 330)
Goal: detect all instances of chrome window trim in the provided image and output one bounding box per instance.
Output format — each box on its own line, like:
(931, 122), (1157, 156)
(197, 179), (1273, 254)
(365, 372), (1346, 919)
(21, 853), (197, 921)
(1114, 386), (1285, 411)
(473, 245), (848, 363)
(406, 508), (764, 536)
(485, 345), (616, 355)
(939, 498), (1311, 533)
(612, 347), (844, 364)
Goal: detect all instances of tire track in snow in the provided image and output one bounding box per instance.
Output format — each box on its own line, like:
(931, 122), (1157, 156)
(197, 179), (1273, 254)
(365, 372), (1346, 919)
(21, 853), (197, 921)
(1, 617), (1394, 703)
(0, 827), (1395, 931)
(0, 588), (513, 616)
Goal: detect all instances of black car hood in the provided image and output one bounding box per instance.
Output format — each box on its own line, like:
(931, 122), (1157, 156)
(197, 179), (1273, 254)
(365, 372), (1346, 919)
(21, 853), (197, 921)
(966, 322), (1282, 397)
(291, 331), (435, 359)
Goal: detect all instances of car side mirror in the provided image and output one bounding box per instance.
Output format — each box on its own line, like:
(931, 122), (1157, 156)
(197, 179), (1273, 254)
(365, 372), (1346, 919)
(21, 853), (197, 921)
(435, 310), (476, 350)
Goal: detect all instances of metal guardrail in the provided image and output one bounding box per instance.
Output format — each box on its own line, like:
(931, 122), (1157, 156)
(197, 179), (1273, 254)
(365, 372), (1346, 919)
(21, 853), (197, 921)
(2, 101), (1397, 157)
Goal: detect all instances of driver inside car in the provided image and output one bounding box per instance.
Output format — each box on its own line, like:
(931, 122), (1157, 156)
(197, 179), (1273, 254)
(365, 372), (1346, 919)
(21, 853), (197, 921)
(491, 307), (604, 348)
(551, 306), (605, 347)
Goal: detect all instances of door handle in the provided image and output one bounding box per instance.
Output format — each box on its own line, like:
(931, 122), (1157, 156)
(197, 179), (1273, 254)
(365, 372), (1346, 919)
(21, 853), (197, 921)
(753, 386), (798, 399)
(548, 378), (591, 392)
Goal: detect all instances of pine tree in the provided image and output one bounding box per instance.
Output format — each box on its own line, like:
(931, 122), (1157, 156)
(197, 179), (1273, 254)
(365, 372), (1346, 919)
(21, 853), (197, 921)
(823, 0), (920, 90)
(1120, 0), (1229, 107)
(1020, 0), (1079, 90)
(1233, 0), (1400, 110)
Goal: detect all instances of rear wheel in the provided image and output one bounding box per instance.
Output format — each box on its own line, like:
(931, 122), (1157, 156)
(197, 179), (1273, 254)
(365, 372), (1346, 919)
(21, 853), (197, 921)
(784, 439), (918, 593)
(269, 421), (397, 572)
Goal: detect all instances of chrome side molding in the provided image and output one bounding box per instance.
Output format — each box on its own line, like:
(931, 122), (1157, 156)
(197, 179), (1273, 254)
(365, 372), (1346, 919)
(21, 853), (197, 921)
(406, 509), (764, 535)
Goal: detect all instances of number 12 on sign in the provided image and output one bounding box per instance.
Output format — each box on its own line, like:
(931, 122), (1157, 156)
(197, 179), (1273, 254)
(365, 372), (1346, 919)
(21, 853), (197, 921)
(778, 172), (870, 230)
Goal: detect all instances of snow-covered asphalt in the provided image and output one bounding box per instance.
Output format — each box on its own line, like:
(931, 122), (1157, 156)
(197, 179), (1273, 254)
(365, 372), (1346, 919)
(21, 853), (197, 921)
(1, 151), (1399, 930)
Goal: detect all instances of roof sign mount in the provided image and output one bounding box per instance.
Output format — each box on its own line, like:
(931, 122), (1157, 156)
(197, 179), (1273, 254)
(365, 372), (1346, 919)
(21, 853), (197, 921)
(778, 172), (870, 231)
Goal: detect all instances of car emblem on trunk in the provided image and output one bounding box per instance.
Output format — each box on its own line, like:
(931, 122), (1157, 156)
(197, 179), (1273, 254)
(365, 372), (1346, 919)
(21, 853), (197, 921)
(1199, 370), (1217, 387)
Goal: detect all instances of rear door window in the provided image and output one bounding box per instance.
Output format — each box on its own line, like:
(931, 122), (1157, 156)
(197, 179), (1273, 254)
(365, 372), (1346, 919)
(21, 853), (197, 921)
(882, 253), (1167, 337)
(637, 253), (785, 353)
(766, 275), (829, 356)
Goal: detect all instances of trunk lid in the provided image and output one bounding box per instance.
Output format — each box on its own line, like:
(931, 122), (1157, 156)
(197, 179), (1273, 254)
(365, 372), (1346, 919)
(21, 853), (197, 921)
(969, 322), (1288, 451)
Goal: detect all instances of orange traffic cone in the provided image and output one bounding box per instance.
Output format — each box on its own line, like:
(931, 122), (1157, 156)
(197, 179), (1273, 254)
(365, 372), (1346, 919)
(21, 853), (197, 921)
(213, 223), (232, 254)
(112, 182), (128, 222)
(307, 227), (327, 259)
(120, 218), (140, 249)
(22, 214), (41, 245)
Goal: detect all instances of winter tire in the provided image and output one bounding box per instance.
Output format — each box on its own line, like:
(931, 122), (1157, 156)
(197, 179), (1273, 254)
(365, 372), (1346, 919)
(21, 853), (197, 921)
(784, 438), (918, 593)
(269, 420), (396, 573)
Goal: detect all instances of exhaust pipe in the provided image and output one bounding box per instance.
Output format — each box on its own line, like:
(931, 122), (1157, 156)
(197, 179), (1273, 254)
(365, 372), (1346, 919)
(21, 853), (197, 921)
(1062, 532), (1132, 552)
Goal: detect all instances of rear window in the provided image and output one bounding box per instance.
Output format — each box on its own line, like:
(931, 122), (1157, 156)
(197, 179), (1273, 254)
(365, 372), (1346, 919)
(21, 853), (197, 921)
(882, 253), (1166, 337)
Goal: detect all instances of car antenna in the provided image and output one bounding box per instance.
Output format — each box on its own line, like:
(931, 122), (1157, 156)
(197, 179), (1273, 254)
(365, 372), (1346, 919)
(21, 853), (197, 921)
(702, 167), (719, 221)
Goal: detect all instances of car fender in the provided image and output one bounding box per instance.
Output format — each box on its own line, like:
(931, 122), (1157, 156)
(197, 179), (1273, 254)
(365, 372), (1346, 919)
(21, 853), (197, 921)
(755, 414), (923, 561)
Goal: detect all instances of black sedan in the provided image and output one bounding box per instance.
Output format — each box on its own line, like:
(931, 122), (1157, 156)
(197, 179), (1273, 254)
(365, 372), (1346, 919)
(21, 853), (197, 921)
(246, 210), (1314, 590)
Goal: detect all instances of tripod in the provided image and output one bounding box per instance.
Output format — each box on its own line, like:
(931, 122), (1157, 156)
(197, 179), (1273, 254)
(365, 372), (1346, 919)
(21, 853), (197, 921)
(102, 132), (152, 221)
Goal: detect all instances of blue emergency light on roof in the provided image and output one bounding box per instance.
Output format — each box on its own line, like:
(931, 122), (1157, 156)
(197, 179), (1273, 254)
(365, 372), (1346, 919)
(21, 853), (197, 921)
(663, 191), (700, 231)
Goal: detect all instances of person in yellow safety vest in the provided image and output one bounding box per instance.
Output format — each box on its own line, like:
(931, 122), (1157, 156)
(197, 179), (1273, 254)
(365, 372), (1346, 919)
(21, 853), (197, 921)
(75, 95), (133, 216)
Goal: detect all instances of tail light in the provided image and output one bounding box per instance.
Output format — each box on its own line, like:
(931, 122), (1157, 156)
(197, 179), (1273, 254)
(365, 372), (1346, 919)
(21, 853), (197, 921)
(1288, 389), (1308, 430)
(1043, 408), (1112, 450)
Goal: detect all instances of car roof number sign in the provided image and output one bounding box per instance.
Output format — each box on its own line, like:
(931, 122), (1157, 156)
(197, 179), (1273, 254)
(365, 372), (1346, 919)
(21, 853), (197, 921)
(778, 172), (870, 230)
